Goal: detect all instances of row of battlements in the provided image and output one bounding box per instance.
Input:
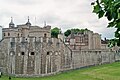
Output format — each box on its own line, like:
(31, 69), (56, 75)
(9, 37), (61, 44)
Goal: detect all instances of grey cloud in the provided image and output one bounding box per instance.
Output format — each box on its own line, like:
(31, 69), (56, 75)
(0, 9), (17, 17)
(0, 0), (115, 39)
(40, 14), (60, 24)
(21, 13), (62, 27)
(0, 10), (18, 26)
(56, 20), (87, 32)
(3, 0), (43, 5)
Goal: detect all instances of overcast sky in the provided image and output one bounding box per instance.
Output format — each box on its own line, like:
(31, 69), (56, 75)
(0, 0), (116, 39)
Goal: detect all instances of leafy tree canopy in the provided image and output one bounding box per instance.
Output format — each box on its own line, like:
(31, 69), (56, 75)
(108, 38), (120, 47)
(51, 27), (60, 38)
(92, 0), (120, 45)
(64, 28), (90, 37)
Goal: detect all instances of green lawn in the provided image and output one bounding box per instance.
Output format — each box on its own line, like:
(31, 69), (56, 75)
(1, 62), (120, 80)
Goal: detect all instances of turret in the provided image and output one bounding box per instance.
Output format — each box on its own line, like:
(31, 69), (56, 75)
(9, 17), (15, 28)
(26, 16), (31, 26)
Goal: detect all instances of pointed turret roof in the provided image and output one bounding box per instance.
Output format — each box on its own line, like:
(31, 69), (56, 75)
(9, 17), (15, 28)
(26, 16), (31, 26)
(9, 17), (14, 25)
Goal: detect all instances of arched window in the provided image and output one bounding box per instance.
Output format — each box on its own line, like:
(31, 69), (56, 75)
(8, 33), (10, 36)
(44, 33), (47, 37)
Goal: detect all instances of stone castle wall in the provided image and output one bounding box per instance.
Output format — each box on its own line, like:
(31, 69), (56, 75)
(0, 37), (72, 77)
(72, 50), (117, 69)
(0, 37), (120, 77)
(0, 38), (10, 73)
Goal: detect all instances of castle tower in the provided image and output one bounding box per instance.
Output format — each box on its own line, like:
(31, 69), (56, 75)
(26, 16), (31, 26)
(0, 26), (2, 40)
(9, 17), (15, 28)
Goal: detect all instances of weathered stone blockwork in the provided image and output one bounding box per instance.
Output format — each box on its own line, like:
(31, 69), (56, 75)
(0, 37), (72, 77)
(0, 37), (120, 77)
(72, 50), (118, 69)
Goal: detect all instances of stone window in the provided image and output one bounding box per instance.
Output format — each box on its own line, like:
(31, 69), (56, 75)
(18, 33), (19, 37)
(10, 42), (15, 47)
(8, 33), (10, 36)
(31, 52), (35, 55)
(47, 52), (50, 55)
(21, 52), (25, 55)
(4, 33), (5, 36)
(44, 33), (47, 37)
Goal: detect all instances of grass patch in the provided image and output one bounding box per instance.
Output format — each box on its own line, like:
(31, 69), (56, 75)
(0, 62), (120, 80)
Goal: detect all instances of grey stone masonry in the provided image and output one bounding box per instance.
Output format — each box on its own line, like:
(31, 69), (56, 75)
(0, 37), (120, 77)
(0, 37), (72, 76)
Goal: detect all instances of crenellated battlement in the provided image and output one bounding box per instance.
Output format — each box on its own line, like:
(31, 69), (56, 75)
(9, 37), (61, 45)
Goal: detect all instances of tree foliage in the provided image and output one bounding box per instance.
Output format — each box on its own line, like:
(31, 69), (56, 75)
(92, 0), (120, 45)
(64, 29), (71, 37)
(108, 38), (120, 47)
(64, 28), (89, 37)
(51, 27), (60, 38)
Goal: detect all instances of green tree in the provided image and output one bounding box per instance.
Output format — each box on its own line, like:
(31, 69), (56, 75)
(51, 27), (60, 38)
(92, 0), (120, 45)
(71, 28), (80, 34)
(108, 38), (120, 47)
(64, 29), (71, 37)
(64, 28), (89, 37)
